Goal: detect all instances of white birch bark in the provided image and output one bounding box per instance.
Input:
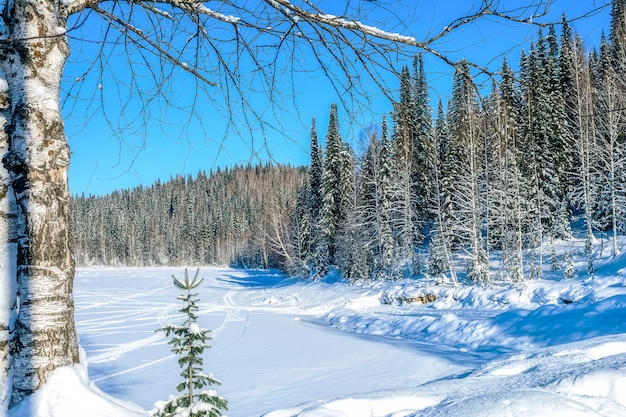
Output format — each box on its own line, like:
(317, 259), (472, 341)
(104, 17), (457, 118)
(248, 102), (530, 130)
(0, 75), (17, 412)
(0, 0), (79, 406)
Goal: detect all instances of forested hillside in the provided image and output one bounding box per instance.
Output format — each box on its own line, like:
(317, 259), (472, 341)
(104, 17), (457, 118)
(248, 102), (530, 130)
(71, 164), (306, 268)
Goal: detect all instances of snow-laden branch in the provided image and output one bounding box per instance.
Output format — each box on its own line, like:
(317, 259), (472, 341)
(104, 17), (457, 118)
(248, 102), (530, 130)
(60, 0), (610, 78)
(265, 0), (422, 47)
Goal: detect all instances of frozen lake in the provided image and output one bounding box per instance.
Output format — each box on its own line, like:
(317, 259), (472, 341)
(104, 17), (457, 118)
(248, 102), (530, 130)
(74, 267), (464, 416)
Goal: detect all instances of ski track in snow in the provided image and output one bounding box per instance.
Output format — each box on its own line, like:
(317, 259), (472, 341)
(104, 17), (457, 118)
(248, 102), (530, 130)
(93, 353), (176, 383)
(210, 290), (251, 349)
(72, 263), (626, 417)
(73, 267), (466, 416)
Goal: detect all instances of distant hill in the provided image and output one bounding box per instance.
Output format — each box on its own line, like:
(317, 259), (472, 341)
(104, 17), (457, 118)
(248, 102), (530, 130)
(71, 164), (306, 268)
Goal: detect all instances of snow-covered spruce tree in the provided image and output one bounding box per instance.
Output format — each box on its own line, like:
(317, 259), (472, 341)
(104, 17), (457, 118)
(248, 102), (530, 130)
(377, 117), (398, 279)
(153, 269), (227, 417)
(358, 116), (396, 280)
(391, 66), (422, 274)
(412, 54), (435, 234)
(319, 104), (354, 273)
(428, 100), (457, 285)
(308, 117), (324, 225)
(291, 186), (312, 277)
(520, 40), (551, 278)
(547, 25), (574, 234)
(520, 29), (570, 275)
(306, 117), (328, 279)
(610, 0), (626, 76)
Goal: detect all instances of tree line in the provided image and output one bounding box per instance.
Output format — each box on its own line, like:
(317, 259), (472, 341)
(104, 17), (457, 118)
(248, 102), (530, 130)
(71, 164), (306, 268)
(283, 8), (626, 284)
(72, 5), (626, 286)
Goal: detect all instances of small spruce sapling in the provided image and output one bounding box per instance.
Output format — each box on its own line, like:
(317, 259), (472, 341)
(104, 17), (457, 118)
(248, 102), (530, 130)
(152, 269), (227, 417)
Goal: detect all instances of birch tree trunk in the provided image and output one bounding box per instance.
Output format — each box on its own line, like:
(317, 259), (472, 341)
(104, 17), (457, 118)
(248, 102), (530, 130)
(0, 0), (79, 406)
(0, 77), (17, 412)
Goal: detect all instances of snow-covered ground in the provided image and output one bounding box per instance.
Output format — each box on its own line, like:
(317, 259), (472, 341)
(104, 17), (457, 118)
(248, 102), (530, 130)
(7, 237), (626, 416)
(66, 267), (464, 417)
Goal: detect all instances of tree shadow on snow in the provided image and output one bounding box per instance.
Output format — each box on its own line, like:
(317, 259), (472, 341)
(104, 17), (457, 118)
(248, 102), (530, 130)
(217, 269), (296, 289)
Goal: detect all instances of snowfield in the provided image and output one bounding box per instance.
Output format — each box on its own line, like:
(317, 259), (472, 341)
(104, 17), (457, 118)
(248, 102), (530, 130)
(6, 239), (626, 416)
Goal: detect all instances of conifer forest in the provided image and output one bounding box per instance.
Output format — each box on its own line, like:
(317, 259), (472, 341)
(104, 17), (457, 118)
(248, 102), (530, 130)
(72, 6), (626, 286)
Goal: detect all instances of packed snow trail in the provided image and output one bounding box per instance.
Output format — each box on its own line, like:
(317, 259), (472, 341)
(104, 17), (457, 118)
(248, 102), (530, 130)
(73, 267), (464, 417)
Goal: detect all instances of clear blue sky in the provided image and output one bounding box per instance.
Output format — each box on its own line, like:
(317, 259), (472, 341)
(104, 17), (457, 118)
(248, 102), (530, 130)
(64, 1), (612, 196)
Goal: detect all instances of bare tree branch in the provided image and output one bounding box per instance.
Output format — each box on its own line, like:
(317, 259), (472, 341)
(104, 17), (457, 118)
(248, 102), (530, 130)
(53, 0), (612, 188)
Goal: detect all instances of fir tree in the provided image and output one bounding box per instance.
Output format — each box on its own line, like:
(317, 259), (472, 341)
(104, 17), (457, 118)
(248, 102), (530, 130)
(153, 269), (227, 417)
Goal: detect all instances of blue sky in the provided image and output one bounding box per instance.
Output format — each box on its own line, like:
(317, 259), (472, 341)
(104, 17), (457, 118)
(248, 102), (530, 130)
(64, 1), (612, 196)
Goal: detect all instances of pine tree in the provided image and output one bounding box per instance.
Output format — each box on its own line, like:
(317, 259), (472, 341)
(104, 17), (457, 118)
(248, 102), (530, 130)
(153, 269), (227, 417)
